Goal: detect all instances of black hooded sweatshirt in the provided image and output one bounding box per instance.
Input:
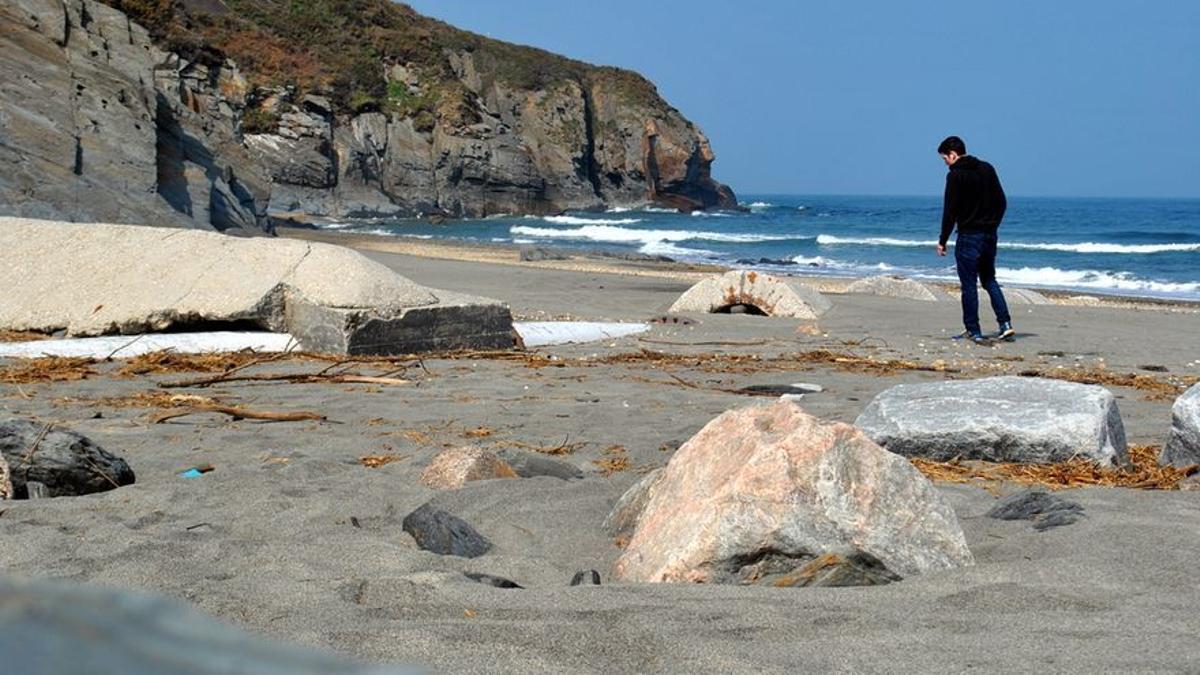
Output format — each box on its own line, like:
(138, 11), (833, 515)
(939, 155), (1007, 247)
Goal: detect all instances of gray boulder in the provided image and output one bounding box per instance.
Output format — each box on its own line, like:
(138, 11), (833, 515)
(0, 577), (411, 674)
(855, 376), (1128, 466)
(0, 419), (135, 498)
(1161, 383), (1200, 468)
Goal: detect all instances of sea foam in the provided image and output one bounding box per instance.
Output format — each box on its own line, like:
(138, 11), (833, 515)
(816, 234), (1200, 254)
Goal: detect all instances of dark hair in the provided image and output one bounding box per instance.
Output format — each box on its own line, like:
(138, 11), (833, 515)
(938, 136), (966, 156)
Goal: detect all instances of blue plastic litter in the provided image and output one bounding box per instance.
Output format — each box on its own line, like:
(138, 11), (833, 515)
(179, 468), (205, 479)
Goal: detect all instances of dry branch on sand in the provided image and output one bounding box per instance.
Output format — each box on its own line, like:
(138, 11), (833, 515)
(148, 404), (327, 424)
(911, 444), (1197, 491)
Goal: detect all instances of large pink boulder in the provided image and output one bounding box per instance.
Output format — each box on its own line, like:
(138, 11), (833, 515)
(420, 447), (517, 490)
(613, 400), (973, 583)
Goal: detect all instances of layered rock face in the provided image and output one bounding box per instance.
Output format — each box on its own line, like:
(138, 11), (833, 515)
(0, 0), (267, 232)
(0, 0), (735, 229)
(247, 54), (736, 218)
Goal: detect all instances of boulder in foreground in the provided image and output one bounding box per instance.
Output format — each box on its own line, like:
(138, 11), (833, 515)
(1160, 383), (1200, 468)
(613, 400), (973, 583)
(0, 218), (515, 355)
(0, 577), (413, 674)
(420, 447), (518, 490)
(668, 270), (831, 319)
(0, 420), (134, 498)
(855, 376), (1128, 467)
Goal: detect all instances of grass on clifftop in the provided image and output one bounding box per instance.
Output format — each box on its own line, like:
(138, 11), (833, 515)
(100, 0), (665, 117)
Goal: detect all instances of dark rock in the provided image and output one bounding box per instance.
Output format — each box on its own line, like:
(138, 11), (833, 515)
(569, 570), (601, 586)
(495, 449), (584, 480)
(986, 490), (1085, 531)
(464, 572), (522, 589)
(737, 383), (824, 396)
(519, 247), (571, 262)
(587, 249), (675, 263)
(0, 420), (135, 498)
(770, 552), (901, 588)
(0, 577), (414, 674)
(402, 503), (491, 558)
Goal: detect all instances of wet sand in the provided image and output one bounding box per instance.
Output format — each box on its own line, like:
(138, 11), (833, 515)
(1, 231), (1199, 672)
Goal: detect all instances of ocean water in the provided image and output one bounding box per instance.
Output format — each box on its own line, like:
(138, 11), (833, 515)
(325, 195), (1200, 301)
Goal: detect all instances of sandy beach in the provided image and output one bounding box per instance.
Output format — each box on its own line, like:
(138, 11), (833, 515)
(2, 230), (1199, 673)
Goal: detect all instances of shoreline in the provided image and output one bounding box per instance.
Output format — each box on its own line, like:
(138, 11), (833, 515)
(280, 227), (1200, 313)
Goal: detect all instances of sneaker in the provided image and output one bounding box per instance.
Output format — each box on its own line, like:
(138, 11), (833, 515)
(996, 322), (1015, 340)
(954, 330), (990, 344)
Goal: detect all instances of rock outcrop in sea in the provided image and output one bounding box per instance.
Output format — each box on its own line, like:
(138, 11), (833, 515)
(0, 0), (737, 234)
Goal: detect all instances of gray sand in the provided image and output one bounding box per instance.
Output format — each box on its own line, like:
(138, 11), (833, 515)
(2, 237), (1199, 673)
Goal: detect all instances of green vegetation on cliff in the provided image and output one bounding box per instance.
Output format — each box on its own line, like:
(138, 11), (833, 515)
(100, 0), (665, 118)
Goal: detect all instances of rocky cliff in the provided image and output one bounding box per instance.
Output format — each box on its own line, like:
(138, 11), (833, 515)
(0, 0), (736, 233)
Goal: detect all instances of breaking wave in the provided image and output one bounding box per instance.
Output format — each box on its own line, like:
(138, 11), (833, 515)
(815, 234), (1200, 254)
(994, 267), (1200, 296)
(539, 215), (644, 226)
(510, 224), (803, 245)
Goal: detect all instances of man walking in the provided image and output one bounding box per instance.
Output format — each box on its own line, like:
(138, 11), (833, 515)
(936, 135), (1014, 343)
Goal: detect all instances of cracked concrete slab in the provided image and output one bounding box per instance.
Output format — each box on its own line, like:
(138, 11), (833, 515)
(0, 217), (515, 354)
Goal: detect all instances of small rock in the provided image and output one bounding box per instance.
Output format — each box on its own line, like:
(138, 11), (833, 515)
(569, 570), (601, 586)
(464, 572), (522, 589)
(0, 419), (135, 498)
(771, 552), (901, 588)
(601, 468), (666, 540)
(846, 275), (939, 302)
(986, 490), (1085, 531)
(519, 246), (569, 262)
(402, 503), (492, 558)
(494, 449), (583, 480)
(420, 447), (517, 490)
(737, 383), (824, 396)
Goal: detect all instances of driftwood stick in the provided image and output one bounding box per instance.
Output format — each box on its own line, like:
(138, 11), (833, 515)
(149, 405), (327, 424)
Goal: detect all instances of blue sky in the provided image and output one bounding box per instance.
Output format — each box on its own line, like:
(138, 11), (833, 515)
(405, 1), (1199, 198)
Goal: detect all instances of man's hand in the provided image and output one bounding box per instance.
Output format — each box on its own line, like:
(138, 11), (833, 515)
(936, 244), (947, 257)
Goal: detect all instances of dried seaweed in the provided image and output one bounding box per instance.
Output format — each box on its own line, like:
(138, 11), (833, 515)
(359, 454), (409, 468)
(911, 444), (1196, 491)
(1019, 369), (1195, 401)
(0, 357), (97, 383)
(0, 330), (52, 342)
(593, 445), (630, 476)
(118, 350), (299, 377)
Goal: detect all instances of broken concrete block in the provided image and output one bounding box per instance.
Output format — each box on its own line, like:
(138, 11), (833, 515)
(668, 270), (830, 319)
(0, 218), (515, 355)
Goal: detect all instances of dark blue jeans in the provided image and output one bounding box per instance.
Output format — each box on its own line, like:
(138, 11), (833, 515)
(955, 232), (1011, 335)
